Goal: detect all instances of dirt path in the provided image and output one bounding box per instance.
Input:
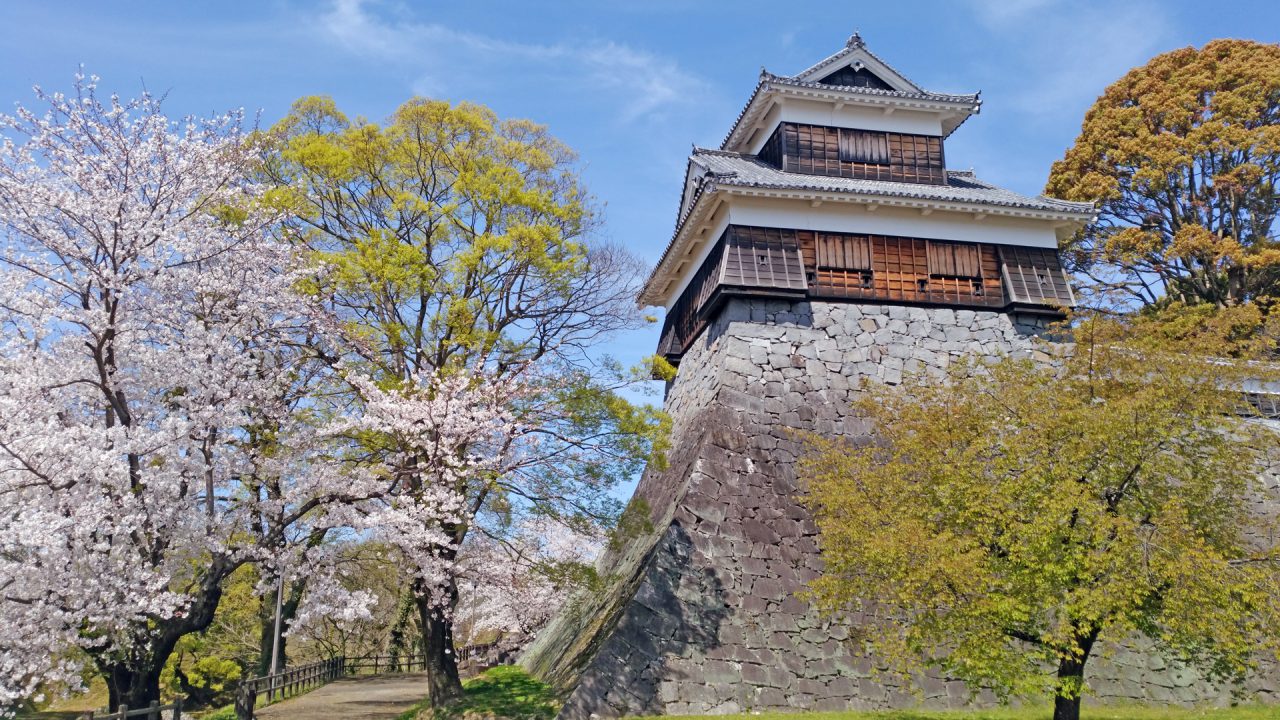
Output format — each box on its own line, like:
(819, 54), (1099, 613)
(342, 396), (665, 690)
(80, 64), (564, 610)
(254, 673), (427, 720)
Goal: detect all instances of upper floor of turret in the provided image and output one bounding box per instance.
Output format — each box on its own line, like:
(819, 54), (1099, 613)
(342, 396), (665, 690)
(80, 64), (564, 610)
(643, 35), (1096, 364)
(721, 33), (981, 169)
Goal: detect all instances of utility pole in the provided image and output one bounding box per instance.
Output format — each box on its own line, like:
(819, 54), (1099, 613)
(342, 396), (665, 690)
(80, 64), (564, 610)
(270, 572), (285, 675)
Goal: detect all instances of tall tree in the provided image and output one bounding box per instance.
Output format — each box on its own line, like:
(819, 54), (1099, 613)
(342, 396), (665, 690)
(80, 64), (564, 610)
(800, 316), (1280, 720)
(1047, 39), (1280, 307)
(0, 78), (356, 711)
(263, 96), (665, 704)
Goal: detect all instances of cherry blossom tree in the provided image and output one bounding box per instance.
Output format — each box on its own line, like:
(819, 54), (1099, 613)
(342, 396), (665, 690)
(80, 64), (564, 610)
(0, 77), (362, 712)
(455, 518), (602, 651)
(0, 77), (598, 715)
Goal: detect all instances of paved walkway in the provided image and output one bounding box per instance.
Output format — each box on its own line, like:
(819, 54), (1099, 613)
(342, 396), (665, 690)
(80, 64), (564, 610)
(255, 673), (428, 720)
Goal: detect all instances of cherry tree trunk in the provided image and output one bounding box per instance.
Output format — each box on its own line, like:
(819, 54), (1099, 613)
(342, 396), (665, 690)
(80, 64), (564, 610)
(104, 663), (164, 712)
(414, 576), (463, 705)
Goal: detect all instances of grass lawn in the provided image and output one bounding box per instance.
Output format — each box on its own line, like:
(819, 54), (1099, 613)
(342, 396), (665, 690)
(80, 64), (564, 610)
(396, 666), (559, 720)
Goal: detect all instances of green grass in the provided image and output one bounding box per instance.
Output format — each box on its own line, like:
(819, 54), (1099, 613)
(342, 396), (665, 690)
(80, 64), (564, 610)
(198, 704), (237, 719)
(396, 666), (559, 720)
(662, 707), (1274, 720)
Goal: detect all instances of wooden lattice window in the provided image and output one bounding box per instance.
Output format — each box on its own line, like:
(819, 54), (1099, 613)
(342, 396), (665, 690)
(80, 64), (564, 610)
(813, 233), (873, 290)
(838, 129), (890, 165)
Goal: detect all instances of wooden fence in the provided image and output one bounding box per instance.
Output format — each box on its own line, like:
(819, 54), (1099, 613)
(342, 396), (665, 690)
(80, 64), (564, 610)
(230, 645), (499, 719)
(70, 645), (501, 720)
(77, 699), (183, 720)
(234, 656), (345, 719)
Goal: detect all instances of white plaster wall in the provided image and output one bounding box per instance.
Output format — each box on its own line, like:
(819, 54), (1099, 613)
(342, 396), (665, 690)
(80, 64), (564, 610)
(728, 196), (1062, 248)
(662, 206), (731, 311)
(745, 99), (944, 155)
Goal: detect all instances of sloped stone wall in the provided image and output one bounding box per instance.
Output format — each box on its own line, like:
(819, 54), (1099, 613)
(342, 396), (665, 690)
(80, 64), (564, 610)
(522, 297), (1280, 717)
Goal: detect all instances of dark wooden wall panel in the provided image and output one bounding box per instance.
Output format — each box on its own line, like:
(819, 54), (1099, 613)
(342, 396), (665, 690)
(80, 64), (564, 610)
(657, 238), (725, 360)
(758, 123), (946, 185)
(999, 246), (1075, 307)
(723, 226), (806, 291)
(818, 66), (894, 89)
(659, 224), (1069, 362)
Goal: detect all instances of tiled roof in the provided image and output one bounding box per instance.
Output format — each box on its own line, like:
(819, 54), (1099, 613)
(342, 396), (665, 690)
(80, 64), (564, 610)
(762, 71), (979, 104)
(689, 149), (1094, 215)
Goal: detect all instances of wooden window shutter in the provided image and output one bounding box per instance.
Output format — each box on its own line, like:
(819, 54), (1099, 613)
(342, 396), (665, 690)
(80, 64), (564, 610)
(998, 246), (1076, 306)
(838, 129), (890, 165)
(722, 227), (807, 292)
(815, 233), (872, 271)
(927, 242), (981, 278)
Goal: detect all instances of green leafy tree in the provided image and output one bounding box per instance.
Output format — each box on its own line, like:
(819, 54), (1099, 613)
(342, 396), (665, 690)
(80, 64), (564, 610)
(800, 316), (1280, 720)
(261, 96), (666, 704)
(1047, 39), (1280, 307)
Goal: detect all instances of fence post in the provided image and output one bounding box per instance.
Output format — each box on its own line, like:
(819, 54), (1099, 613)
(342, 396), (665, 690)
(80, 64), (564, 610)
(235, 680), (255, 720)
(172, 697), (183, 720)
(119, 704), (129, 719)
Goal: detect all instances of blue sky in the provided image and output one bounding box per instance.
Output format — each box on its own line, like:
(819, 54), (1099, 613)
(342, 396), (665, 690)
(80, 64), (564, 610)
(2, 0), (1278, 404)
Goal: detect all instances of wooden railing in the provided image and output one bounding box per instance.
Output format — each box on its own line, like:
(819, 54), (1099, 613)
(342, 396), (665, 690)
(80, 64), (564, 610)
(234, 656), (345, 719)
(344, 645), (496, 675)
(344, 653), (426, 675)
(77, 699), (184, 720)
(232, 645), (500, 719)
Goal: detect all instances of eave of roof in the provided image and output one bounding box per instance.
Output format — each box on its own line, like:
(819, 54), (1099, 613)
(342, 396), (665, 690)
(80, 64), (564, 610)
(638, 150), (1095, 307)
(720, 74), (981, 152)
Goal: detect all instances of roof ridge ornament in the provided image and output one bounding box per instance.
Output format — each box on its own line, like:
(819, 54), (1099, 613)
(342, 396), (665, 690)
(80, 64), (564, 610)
(846, 30), (864, 48)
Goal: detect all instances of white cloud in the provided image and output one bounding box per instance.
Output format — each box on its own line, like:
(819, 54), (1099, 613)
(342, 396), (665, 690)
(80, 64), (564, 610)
(315, 0), (710, 126)
(966, 0), (1175, 118)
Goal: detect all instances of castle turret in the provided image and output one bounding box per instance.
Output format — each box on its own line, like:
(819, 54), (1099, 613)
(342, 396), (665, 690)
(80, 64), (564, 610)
(521, 37), (1278, 717)
(645, 33), (1092, 365)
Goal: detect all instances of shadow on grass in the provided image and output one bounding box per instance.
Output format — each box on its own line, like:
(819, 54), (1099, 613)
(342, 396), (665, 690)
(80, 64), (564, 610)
(397, 666), (558, 720)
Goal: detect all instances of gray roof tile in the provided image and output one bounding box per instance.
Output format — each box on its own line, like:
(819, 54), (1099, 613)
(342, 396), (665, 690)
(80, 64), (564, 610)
(689, 148), (1094, 215)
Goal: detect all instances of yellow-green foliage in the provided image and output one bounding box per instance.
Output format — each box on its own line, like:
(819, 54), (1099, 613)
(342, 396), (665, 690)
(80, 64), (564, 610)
(800, 315), (1280, 709)
(265, 95), (596, 369)
(263, 95), (667, 473)
(159, 565), (258, 706)
(1047, 39), (1280, 307)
